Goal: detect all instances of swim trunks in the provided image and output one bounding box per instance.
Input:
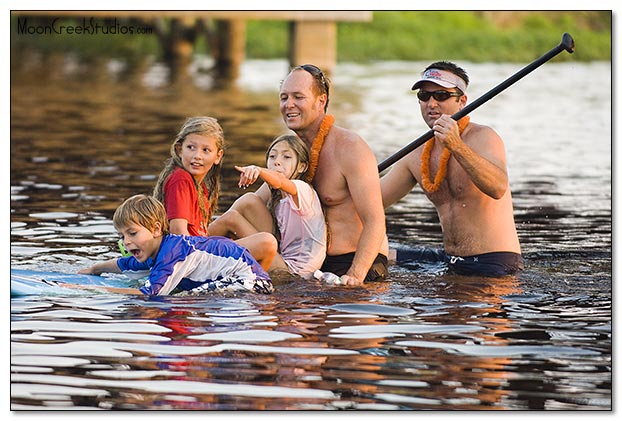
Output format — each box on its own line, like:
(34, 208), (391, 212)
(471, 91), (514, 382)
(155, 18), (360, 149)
(321, 253), (388, 282)
(395, 245), (523, 277)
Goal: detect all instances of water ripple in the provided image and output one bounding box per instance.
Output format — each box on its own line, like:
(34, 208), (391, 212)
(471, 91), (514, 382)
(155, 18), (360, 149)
(393, 340), (601, 357)
(12, 373), (337, 399)
(326, 303), (416, 316)
(189, 329), (302, 342)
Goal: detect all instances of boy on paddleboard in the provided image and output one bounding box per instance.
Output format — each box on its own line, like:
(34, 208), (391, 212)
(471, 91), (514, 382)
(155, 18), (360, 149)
(79, 194), (273, 295)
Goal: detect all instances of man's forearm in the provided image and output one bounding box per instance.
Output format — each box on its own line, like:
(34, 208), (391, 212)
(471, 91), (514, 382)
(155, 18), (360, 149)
(347, 222), (386, 282)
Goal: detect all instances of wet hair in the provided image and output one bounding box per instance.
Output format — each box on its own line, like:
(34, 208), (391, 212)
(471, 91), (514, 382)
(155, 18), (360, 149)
(424, 61), (469, 90)
(113, 194), (169, 234)
(153, 116), (224, 226)
(265, 134), (310, 242)
(289, 64), (331, 112)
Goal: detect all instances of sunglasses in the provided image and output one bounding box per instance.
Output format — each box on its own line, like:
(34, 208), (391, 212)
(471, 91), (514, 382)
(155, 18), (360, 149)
(417, 90), (463, 102)
(298, 64), (330, 96)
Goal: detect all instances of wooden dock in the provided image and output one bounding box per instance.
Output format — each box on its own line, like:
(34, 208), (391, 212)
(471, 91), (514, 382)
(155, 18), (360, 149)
(12, 11), (373, 78)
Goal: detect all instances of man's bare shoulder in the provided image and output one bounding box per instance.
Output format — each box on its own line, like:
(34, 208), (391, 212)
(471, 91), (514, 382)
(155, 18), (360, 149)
(463, 121), (507, 163)
(464, 121), (502, 142)
(326, 125), (377, 172)
(330, 124), (365, 144)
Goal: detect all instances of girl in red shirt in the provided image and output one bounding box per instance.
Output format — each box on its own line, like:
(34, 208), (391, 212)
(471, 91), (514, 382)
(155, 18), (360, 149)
(153, 117), (276, 270)
(153, 116), (223, 237)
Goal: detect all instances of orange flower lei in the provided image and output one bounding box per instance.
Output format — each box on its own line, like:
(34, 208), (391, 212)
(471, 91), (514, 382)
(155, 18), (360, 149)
(420, 116), (470, 193)
(304, 114), (335, 183)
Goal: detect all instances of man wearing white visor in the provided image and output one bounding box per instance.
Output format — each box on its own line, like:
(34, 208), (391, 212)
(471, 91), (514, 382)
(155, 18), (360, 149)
(381, 61), (523, 277)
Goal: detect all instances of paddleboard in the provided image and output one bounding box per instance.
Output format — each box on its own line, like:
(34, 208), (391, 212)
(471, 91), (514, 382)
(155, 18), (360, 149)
(10, 269), (137, 296)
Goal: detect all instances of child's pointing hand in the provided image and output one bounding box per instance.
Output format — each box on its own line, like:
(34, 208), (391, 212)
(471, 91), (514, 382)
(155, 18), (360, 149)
(235, 165), (260, 189)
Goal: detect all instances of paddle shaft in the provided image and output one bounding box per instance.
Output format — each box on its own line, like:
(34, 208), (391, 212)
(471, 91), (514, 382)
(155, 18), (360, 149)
(377, 32), (575, 173)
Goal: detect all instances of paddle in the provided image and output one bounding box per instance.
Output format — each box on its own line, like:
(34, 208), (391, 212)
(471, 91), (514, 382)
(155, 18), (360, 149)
(377, 32), (575, 173)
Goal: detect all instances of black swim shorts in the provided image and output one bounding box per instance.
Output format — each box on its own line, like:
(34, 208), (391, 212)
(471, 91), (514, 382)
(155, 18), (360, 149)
(321, 252), (388, 282)
(395, 246), (524, 277)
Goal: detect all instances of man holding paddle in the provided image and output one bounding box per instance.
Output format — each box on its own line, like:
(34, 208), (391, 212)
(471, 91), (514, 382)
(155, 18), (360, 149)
(381, 61), (523, 277)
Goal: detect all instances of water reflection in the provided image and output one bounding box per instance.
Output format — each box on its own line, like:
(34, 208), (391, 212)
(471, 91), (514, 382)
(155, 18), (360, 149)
(10, 50), (611, 410)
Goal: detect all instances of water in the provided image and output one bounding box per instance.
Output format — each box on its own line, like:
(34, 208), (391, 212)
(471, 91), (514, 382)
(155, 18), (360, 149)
(9, 51), (611, 410)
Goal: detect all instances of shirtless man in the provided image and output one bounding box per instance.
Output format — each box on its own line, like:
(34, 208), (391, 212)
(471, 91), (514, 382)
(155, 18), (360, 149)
(278, 64), (389, 285)
(210, 65), (388, 286)
(381, 61), (523, 276)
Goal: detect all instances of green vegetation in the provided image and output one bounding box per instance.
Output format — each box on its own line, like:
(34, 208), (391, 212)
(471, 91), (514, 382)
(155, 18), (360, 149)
(247, 11), (610, 62)
(11, 11), (611, 63)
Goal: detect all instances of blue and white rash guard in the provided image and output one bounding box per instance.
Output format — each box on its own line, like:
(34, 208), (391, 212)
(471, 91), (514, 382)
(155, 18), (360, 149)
(116, 234), (273, 295)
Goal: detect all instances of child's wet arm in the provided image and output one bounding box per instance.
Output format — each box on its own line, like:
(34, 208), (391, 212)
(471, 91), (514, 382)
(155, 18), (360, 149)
(258, 168), (298, 196)
(78, 259), (121, 275)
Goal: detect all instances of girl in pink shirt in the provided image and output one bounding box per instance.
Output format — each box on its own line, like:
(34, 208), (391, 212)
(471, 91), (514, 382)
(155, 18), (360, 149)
(209, 135), (327, 279)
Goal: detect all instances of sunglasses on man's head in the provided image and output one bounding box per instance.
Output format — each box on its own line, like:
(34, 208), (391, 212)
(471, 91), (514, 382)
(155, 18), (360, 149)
(299, 64), (329, 94)
(417, 90), (463, 102)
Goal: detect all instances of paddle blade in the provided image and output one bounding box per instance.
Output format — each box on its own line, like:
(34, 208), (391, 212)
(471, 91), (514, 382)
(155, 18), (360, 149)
(562, 33), (575, 54)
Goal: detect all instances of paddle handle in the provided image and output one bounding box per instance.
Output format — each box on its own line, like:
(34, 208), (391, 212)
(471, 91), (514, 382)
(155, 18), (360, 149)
(377, 33), (575, 173)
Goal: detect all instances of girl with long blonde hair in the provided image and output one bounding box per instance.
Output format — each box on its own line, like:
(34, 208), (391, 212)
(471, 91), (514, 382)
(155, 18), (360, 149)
(152, 117), (277, 271)
(153, 116), (224, 237)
